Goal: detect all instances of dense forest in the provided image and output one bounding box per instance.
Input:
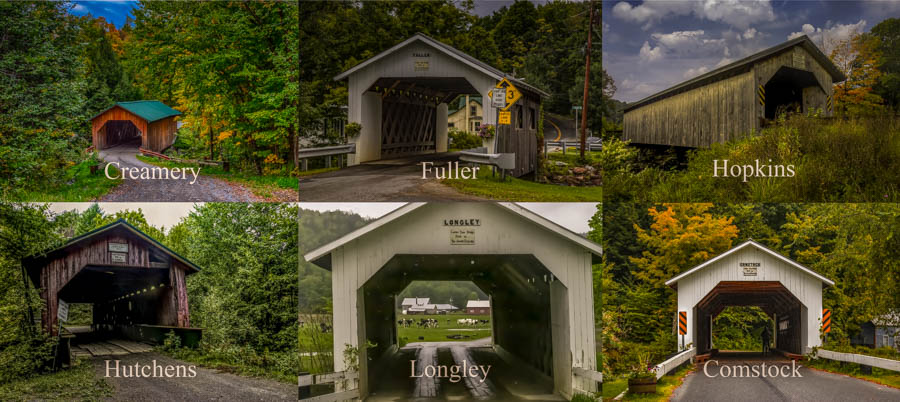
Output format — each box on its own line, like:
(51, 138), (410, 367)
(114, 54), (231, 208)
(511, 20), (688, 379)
(300, 0), (603, 144)
(598, 203), (900, 377)
(598, 17), (900, 202)
(0, 203), (298, 384)
(0, 2), (299, 199)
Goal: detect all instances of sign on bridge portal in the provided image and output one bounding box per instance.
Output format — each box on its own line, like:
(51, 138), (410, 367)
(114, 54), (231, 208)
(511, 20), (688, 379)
(822, 308), (832, 333)
(57, 299), (69, 322)
(678, 311), (687, 335)
(488, 78), (521, 111)
(498, 111), (511, 125)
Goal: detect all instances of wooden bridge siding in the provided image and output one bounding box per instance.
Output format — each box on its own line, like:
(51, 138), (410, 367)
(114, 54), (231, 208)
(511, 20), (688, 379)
(91, 107), (148, 150)
(624, 71), (755, 147)
(495, 95), (539, 177)
(145, 116), (177, 153)
(753, 46), (834, 119)
(37, 234), (195, 335)
(675, 246), (823, 352)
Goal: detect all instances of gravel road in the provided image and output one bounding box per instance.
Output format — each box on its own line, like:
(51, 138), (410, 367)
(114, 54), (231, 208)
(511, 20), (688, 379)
(98, 142), (266, 202)
(92, 352), (295, 401)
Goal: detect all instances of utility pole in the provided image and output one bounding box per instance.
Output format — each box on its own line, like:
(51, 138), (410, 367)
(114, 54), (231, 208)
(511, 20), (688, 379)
(580, 0), (594, 160)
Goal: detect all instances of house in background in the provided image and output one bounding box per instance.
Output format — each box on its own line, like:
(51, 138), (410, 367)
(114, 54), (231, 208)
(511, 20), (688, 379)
(852, 311), (900, 350)
(434, 304), (459, 314)
(447, 95), (482, 133)
(401, 297), (430, 313)
(466, 299), (491, 315)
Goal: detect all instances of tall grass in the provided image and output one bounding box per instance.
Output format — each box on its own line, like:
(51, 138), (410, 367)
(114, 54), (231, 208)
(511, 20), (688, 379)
(604, 115), (900, 202)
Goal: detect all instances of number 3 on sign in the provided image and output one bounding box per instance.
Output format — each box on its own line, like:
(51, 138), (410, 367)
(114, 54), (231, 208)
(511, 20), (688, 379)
(499, 111), (511, 125)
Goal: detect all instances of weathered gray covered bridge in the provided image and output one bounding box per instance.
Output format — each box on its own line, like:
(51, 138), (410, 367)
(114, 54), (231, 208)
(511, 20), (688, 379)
(624, 35), (846, 148)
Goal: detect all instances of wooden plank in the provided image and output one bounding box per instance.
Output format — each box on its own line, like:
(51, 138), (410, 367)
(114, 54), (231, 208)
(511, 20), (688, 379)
(300, 389), (359, 402)
(106, 339), (153, 354)
(573, 367), (603, 382)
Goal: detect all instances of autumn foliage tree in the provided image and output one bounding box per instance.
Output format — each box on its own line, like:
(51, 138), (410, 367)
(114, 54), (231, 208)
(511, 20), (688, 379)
(829, 32), (885, 116)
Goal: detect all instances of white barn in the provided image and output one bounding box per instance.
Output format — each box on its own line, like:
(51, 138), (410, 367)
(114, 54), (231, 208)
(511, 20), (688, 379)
(666, 240), (834, 355)
(304, 202), (600, 399)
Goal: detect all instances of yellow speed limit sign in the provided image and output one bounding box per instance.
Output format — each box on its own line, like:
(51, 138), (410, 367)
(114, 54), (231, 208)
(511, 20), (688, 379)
(498, 111), (511, 125)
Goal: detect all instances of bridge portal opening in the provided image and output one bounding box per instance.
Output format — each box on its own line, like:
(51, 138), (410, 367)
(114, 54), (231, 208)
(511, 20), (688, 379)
(361, 254), (562, 400)
(395, 280), (491, 347)
(369, 77), (479, 160)
(694, 281), (806, 355)
(764, 66), (821, 119)
(711, 306), (773, 352)
(98, 120), (142, 149)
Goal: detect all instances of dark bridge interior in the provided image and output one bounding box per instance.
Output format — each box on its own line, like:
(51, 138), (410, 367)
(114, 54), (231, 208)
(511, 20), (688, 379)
(764, 66), (821, 119)
(694, 281), (805, 355)
(101, 120), (142, 149)
(360, 254), (560, 394)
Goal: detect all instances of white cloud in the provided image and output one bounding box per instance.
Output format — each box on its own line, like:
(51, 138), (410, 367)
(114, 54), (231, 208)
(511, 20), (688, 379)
(639, 41), (663, 62)
(683, 66), (710, 79)
(71, 4), (87, 13)
(612, 0), (774, 30)
(743, 28), (758, 40)
(788, 20), (867, 54)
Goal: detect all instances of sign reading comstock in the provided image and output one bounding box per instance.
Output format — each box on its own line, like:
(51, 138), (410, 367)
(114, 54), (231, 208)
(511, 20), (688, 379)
(444, 218), (480, 245)
(108, 242), (128, 253)
(740, 262), (760, 276)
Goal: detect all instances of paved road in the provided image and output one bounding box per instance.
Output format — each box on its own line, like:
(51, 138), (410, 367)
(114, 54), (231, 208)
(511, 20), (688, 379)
(298, 152), (486, 201)
(98, 140), (264, 202)
(91, 352), (294, 401)
(366, 338), (563, 402)
(671, 353), (900, 402)
(544, 114), (577, 141)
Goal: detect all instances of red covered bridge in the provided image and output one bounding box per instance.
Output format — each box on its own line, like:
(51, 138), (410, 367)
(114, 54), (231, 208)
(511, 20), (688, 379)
(24, 220), (201, 356)
(90, 100), (181, 152)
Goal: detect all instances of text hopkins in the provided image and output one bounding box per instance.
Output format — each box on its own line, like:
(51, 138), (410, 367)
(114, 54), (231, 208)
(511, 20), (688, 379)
(713, 159), (795, 182)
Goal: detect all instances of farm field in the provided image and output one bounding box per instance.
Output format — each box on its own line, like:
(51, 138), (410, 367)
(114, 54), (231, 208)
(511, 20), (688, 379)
(397, 314), (492, 345)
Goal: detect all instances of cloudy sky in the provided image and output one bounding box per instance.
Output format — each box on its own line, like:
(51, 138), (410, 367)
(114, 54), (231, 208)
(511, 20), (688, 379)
(300, 203), (600, 234)
(603, 0), (900, 103)
(48, 203), (200, 230)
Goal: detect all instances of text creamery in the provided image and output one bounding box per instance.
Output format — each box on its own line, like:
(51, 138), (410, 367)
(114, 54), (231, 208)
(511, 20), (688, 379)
(105, 162), (200, 184)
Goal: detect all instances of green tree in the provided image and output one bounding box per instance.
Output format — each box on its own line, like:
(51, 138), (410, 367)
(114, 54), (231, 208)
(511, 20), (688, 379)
(870, 18), (900, 110)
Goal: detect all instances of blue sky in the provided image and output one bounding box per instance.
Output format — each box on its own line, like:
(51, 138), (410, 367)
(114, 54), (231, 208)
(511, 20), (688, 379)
(68, 0), (139, 27)
(603, 0), (900, 102)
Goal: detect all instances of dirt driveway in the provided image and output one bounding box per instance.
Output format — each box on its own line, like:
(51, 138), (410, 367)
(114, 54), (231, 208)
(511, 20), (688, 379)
(98, 142), (265, 202)
(92, 352), (295, 401)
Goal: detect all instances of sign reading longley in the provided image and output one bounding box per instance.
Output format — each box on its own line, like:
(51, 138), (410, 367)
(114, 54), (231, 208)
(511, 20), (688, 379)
(740, 262), (760, 276)
(443, 218), (481, 226)
(108, 242), (128, 253)
(445, 218), (479, 245)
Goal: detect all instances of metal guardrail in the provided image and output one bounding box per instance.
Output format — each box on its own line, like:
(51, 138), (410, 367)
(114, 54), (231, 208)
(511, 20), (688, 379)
(299, 370), (360, 402)
(544, 140), (602, 154)
(299, 144), (356, 171)
(654, 348), (696, 380)
(814, 349), (900, 372)
(458, 147), (516, 180)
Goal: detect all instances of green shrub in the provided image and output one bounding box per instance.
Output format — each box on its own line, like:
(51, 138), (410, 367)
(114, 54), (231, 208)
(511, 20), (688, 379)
(448, 128), (482, 151)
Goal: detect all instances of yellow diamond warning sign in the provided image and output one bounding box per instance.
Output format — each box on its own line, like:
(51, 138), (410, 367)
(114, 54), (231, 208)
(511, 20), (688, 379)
(495, 77), (521, 111)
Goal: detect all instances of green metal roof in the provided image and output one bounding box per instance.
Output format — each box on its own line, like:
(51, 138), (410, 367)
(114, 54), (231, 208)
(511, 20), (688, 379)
(91, 100), (182, 123)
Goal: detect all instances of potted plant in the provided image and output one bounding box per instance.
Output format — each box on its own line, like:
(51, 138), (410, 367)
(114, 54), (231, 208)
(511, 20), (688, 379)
(627, 351), (657, 394)
(476, 123), (495, 140)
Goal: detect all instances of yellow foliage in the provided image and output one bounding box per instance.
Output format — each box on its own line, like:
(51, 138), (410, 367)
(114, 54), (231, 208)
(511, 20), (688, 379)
(218, 131), (233, 141)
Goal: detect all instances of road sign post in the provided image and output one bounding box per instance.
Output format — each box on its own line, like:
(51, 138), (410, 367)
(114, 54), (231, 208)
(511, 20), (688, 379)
(679, 311), (687, 350)
(822, 308), (831, 345)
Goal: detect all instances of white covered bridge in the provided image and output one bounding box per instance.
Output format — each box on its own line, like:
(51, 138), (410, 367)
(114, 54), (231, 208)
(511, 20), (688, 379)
(303, 203), (600, 400)
(332, 33), (547, 177)
(666, 240), (834, 356)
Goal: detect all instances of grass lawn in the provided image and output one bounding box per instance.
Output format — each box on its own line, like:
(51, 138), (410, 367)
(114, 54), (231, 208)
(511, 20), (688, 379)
(547, 150), (602, 165)
(0, 359), (112, 401)
(136, 155), (297, 199)
(442, 167), (601, 201)
(159, 347), (296, 384)
(398, 314), (492, 345)
(602, 365), (692, 401)
(13, 160), (120, 201)
(806, 357), (900, 389)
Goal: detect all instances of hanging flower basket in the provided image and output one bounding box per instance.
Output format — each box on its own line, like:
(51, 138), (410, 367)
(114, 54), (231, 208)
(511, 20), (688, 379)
(477, 124), (495, 140)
